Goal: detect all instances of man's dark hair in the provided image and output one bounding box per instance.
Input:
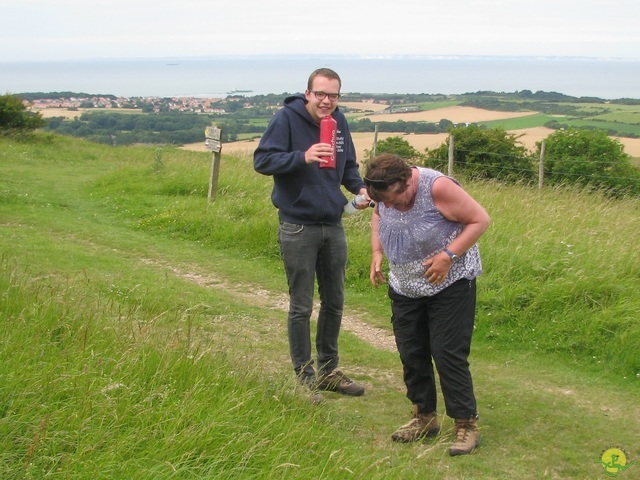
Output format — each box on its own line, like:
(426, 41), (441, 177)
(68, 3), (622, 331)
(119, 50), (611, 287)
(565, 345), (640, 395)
(307, 68), (342, 90)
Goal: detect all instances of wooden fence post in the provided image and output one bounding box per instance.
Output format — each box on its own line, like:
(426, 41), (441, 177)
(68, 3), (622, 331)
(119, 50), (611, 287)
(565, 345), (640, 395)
(538, 140), (546, 190)
(205, 126), (222, 203)
(448, 134), (454, 176)
(372, 124), (378, 158)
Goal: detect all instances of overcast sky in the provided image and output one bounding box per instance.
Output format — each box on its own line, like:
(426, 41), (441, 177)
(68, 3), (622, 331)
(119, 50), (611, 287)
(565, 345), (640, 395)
(3, 0), (639, 62)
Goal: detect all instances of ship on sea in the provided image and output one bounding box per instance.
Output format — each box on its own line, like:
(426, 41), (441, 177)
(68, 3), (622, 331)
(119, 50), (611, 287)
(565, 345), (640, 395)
(227, 89), (253, 94)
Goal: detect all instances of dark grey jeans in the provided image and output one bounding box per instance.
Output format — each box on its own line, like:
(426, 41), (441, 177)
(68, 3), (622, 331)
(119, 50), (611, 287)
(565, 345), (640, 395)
(278, 221), (347, 380)
(389, 278), (478, 419)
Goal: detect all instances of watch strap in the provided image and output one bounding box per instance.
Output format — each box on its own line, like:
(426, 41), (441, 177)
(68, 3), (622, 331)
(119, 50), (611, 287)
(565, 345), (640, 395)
(444, 248), (458, 261)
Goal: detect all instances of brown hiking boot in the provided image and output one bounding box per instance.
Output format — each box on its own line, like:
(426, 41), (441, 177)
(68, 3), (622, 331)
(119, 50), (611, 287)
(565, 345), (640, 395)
(449, 416), (480, 456)
(391, 410), (440, 443)
(297, 374), (323, 405)
(315, 370), (365, 396)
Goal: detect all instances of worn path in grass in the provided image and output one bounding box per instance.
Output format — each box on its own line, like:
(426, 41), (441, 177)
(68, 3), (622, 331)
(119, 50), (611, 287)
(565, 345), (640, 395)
(142, 257), (397, 353)
(139, 253), (640, 478)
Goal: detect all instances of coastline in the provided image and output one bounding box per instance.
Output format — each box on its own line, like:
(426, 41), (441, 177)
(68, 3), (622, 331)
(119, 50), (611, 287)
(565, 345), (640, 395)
(4, 56), (640, 99)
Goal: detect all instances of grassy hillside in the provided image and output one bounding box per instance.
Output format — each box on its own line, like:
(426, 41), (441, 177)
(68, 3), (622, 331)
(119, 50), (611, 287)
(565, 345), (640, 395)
(1, 134), (639, 479)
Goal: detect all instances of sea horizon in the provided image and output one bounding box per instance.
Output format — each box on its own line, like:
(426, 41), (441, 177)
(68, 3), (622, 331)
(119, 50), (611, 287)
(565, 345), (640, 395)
(2, 54), (640, 100)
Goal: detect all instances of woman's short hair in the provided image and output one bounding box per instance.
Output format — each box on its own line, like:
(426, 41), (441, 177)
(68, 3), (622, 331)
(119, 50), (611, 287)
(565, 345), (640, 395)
(364, 154), (412, 202)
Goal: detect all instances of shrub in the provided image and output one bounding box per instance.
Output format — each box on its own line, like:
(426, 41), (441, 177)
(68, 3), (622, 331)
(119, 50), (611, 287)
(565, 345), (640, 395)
(539, 128), (640, 196)
(424, 125), (536, 182)
(0, 94), (46, 133)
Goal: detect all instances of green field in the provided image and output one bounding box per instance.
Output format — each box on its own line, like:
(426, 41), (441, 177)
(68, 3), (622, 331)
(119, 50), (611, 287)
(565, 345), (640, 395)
(479, 113), (556, 130)
(561, 119), (640, 136)
(1, 133), (639, 479)
(417, 101), (461, 111)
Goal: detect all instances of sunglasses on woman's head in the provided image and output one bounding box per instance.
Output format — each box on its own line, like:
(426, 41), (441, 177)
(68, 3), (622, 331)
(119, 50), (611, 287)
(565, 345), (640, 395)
(363, 177), (402, 189)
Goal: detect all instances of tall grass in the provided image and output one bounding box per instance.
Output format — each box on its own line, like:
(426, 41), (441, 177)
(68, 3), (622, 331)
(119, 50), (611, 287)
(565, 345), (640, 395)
(0, 257), (390, 479)
(7, 134), (635, 375)
(84, 142), (640, 378)
(473, 181), (640, 375)
(2, 134), (639, 478)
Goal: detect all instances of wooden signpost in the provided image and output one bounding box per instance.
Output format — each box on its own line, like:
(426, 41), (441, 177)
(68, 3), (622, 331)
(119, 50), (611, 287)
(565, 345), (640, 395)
(205, 126), (222, 203)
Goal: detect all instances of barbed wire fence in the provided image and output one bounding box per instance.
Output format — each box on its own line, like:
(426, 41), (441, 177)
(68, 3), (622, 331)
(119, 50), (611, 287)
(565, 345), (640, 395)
(434, 135), (640, 194)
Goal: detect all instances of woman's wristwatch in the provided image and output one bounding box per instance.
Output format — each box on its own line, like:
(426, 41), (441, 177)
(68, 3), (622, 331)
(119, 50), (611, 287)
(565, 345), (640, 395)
(444, 248), (458, 262)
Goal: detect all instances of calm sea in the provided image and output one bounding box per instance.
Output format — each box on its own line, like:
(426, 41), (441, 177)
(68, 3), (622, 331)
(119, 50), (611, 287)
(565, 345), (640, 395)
(2, 55), (639, 99)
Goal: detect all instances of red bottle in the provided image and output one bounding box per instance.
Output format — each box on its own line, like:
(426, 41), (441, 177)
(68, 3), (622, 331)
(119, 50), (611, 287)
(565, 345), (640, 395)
(319, 114), (337, 168)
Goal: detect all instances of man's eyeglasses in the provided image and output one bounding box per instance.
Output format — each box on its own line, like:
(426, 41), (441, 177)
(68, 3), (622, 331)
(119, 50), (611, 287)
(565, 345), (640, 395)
(310, 90), (341, 102)
(363, 177), (402, 189)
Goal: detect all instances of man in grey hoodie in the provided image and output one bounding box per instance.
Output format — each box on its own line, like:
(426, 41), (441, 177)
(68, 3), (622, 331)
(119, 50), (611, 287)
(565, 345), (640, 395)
(254, 68), (367, 400)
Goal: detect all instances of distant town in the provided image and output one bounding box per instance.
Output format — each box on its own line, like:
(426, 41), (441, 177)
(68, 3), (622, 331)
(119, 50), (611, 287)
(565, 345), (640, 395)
(25, 94), (233, 115)
(20, 91), (414, 117)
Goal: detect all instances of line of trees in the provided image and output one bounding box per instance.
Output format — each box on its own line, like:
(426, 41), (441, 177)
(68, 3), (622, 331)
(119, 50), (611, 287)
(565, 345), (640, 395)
(43, 111), (269, 145)
(42, 110), (456, 145)
(350, 117), (453, 134)
(39, 110), (457, 145)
